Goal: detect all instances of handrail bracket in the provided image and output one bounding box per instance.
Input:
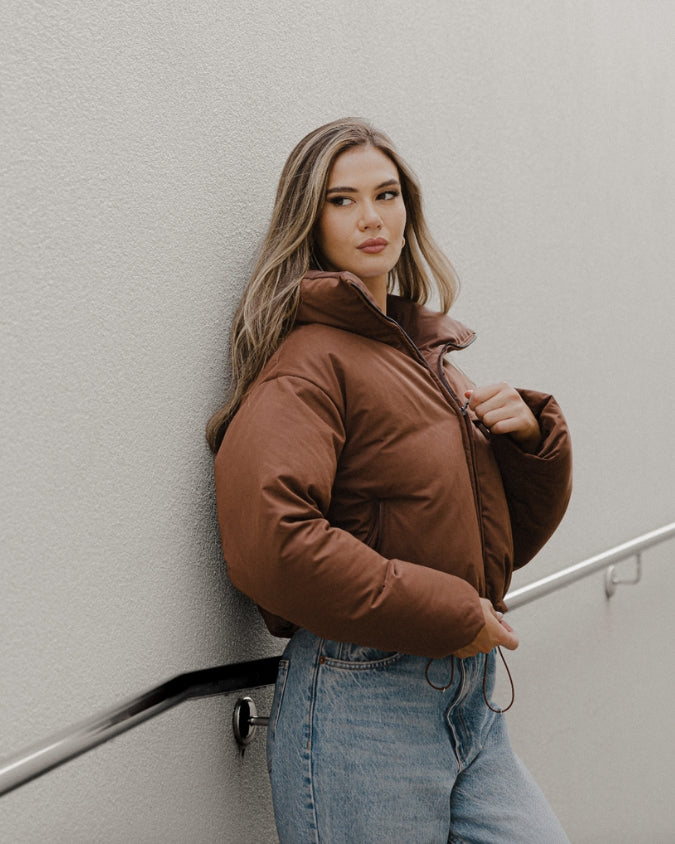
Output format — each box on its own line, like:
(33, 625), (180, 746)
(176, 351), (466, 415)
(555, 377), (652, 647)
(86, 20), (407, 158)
(233, 696), (270, 750)
(605, 552), (642, 598)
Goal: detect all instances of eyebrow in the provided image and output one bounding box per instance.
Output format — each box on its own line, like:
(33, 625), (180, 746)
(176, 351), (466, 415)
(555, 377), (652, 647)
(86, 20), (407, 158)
(325, 178), (401, 195)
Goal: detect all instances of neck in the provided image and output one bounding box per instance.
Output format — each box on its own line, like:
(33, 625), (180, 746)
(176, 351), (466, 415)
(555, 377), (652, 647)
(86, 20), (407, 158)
(362, 275), (388, 314)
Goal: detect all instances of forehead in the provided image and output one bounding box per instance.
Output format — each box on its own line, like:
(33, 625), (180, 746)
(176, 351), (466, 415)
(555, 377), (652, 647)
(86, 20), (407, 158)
(328, 145), (399, 184)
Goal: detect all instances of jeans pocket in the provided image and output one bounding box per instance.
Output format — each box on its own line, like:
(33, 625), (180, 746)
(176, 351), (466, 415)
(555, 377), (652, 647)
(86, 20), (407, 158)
(321, 640), (401, 669)
(266, 658), (289, 773)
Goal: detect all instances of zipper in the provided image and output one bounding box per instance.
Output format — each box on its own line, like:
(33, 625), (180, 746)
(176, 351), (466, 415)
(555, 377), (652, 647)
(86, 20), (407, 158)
(436, 351), (488, 577)
(348, 283), (488, 581)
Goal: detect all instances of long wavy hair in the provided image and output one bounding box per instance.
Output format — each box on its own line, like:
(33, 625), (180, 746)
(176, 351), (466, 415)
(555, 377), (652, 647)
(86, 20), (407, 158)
(206, 117), (460, 453)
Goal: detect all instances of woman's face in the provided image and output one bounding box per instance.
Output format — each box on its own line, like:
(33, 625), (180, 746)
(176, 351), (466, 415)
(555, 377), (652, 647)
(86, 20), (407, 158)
(315, 145), (407, 301)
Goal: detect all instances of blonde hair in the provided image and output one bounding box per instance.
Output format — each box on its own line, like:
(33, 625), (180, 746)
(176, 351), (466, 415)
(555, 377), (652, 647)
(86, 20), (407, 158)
(206, 117), (459, 452)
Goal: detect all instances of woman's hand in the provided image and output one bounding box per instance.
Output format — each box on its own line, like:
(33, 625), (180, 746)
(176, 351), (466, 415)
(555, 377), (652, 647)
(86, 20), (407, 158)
(453, 598), (519, 658)
(465, 383), (541, 453)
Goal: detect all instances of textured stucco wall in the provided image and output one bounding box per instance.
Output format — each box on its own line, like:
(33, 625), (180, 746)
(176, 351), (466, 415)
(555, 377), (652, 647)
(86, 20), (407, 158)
(1, 1), (674, 841)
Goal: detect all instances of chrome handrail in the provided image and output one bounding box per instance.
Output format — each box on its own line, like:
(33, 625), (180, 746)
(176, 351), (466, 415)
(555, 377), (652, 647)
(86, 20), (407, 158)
(505, 522), (674, 609)
(0, 657), (281, 798)
(1, 522), (672, 798)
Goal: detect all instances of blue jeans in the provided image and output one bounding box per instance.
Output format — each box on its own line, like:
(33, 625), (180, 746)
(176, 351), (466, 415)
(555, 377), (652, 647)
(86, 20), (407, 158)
(267, 629), (570, 843)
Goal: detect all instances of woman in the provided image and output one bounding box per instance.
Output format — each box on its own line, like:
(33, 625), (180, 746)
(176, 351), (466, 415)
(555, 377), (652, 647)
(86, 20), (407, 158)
(208, 118), (572, 842)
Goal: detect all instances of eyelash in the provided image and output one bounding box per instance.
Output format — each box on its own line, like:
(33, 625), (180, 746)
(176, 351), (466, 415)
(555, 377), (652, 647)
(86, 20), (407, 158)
(328, 190), (400, 207)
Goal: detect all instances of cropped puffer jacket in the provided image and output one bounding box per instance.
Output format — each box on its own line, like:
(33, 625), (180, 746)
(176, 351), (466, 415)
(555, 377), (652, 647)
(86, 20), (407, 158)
(214, 271), (572, 657)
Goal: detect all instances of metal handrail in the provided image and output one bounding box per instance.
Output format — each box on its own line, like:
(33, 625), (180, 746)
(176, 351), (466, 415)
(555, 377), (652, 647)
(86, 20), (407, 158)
(505, 522), (674, 609)
(1, 521), (672, 798)
(0, 657), (281, 798)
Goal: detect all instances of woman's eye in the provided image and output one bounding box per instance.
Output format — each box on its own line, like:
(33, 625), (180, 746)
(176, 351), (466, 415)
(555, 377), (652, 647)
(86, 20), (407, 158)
(378, 190), (400, 201)
(328, 196), (352, 206)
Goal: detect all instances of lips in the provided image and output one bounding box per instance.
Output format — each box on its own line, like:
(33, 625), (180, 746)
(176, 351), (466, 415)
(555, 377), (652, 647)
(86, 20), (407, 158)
(357, 237), (388, 253)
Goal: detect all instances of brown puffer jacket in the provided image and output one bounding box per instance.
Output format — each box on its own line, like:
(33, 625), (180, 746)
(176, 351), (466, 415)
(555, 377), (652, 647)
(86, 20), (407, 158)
(214, 271), (572, 657)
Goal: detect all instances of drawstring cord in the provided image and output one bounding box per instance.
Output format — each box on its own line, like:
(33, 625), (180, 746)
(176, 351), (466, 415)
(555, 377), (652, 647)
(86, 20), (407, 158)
(484, 647), (515, 713)
(424, 647), (515, 713)
(425, 654), (455, 691)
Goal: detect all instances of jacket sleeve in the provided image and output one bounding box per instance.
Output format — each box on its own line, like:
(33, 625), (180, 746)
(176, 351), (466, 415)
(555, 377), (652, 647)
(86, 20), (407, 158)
(214, 372), (485, 658)
(489, 389), (573, 569)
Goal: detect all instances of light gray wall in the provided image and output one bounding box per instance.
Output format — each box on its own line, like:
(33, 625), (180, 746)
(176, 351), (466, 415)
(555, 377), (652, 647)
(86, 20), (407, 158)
(1, 2), (673, 841)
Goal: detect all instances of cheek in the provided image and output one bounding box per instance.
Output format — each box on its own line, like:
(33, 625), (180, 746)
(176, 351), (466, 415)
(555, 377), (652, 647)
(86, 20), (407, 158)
(317, 213), (346, 257)
(386, 203), (406, 236)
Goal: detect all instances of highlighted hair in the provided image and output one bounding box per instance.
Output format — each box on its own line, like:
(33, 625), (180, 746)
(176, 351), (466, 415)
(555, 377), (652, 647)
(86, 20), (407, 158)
(206, 118), (459, 452)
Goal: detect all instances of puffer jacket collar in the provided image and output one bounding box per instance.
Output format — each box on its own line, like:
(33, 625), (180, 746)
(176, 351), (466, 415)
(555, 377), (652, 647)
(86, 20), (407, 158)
(297, 271), (476, 366)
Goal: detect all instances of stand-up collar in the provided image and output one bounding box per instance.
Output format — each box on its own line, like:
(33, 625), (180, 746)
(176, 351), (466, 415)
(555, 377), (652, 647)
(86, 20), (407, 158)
(297, 271), (476, 358)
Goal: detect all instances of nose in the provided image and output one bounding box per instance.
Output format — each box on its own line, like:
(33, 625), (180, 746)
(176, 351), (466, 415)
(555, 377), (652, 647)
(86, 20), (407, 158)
(359, 201), (383, 230)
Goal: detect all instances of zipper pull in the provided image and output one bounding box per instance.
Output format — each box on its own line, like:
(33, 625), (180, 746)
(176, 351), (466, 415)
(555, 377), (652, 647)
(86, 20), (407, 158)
(461, 399), (470, 416)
